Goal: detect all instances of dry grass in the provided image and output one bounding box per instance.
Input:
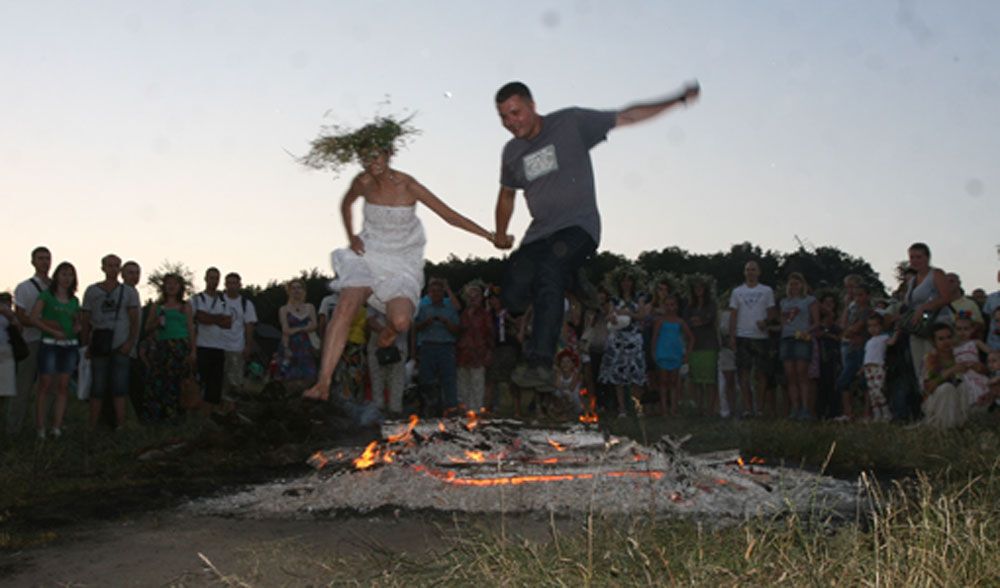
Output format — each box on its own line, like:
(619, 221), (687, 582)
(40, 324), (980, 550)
(188, 452), (1000, 587)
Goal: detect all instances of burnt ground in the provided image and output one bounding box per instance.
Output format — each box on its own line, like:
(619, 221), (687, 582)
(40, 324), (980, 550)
(0, 385), (568, 586)
(3, 380), (969, 586)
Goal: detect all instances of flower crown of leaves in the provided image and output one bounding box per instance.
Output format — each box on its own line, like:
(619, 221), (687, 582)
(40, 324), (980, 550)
(299, 114), (419, 174)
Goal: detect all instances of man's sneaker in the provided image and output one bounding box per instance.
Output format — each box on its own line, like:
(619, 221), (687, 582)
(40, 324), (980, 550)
(50, 428), (62, 439)
(511, 364), (555, 390)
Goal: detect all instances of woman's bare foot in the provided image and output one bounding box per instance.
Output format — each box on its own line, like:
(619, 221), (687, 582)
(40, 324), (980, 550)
(303, 382), (330, 401)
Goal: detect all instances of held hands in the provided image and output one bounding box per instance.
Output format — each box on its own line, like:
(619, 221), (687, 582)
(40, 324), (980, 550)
(349, 235), (365, 255)
(491, 232), (514, 250)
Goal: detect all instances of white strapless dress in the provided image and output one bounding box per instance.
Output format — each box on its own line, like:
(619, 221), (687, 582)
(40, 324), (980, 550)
(330, 202), (426, 314)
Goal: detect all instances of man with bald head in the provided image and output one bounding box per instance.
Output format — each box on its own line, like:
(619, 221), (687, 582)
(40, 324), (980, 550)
(81, 254), (140, 430)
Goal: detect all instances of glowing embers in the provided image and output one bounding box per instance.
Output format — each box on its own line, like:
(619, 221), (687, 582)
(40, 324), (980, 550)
(578, 390), (599, 424)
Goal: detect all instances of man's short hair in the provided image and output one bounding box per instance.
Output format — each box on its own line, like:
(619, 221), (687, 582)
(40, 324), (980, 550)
(31, 246), (50, 260)
(0, 292), (12, 304)
(206, 267), (221, 276)
(101, 253), (121, 266)
(122, 260), (139, 270)
(495, 81), (533, 104)
(225, 272), (241, 282)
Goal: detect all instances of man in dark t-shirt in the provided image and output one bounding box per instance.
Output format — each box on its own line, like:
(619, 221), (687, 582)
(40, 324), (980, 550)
(491, 80), (700, 389)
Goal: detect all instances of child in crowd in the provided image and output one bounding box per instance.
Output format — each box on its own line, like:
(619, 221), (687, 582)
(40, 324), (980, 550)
(952, 316), (991, 405)
(983, 350), (1000, 407)
(553, 349), (583, 415)
(652, 295), (693, 416)
(812, 293), (842, 419)
(863, 314), (898, 422)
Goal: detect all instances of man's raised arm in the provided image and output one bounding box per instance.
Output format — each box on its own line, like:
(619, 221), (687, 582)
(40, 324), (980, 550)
(615, 81), (700, 128)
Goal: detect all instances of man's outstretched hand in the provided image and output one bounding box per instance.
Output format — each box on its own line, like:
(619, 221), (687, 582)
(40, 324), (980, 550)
(682, 81), (700, 104)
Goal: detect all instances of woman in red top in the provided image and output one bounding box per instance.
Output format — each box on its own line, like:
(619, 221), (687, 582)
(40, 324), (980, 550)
(456, 282), (494, 412)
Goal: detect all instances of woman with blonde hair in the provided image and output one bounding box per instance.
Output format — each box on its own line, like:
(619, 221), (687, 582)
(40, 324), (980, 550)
(277, 278), (318, 387)
(779, 272), (818, 419)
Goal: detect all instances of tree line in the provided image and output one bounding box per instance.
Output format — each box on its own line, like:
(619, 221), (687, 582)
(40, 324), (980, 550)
(148, 242), (886, 329)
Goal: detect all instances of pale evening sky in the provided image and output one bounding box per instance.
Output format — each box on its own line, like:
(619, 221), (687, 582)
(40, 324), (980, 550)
(2, 1), (998, 301)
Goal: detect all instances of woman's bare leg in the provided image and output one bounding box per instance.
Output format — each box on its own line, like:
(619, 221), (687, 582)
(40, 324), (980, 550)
(52, 375), (70, 429)
(36, 375), (52, 432)
(380, 298), (415, 348)
(303, 287), (371, 401)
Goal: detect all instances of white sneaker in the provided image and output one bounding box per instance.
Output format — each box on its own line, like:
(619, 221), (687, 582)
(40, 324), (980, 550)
(36, 429), (46, 441)
(50, 428), (62, 439)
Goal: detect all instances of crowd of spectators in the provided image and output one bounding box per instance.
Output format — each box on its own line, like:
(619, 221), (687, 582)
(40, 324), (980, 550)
(3, 241), (999, 439)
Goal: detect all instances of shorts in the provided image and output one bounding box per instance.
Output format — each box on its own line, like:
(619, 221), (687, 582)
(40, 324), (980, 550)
(735, 337), (770, 373)
(718, 348), (736, 372)
(90, 352), (130, 399)
(38, 342), (79, 376)
(779, 338), (813, 362)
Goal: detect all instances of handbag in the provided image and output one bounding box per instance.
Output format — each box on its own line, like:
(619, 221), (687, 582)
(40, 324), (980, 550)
(8, 324), (29, 362)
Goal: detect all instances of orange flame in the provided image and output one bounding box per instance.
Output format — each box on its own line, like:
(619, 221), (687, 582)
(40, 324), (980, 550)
(387, 414), (419, 444)
(736, 456), (746, 470)
(308, 451), (329, 469)
(353, 441), (381, 470)
(415, 467), (669, 487)
(547, 439), (566, 452)
(749, 456), (765, 465)
(464, 410), (479, 431)
(437, 421), (446, 433)
(465, 450), (486, 462)
(578, 392), (599, 424)
(632, 453), (649, 462)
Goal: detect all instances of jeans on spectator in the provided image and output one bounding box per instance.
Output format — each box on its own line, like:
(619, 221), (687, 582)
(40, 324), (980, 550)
(418, 342), (457, 414)
(501, 226), (597, 367)
(836, 344), (864, 395)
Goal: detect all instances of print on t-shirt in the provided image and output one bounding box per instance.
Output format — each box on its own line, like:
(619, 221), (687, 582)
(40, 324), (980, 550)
(737, 291), (766, 307)
(523, 144), (559, 182)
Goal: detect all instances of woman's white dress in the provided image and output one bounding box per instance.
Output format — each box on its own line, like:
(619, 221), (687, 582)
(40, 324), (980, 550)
(330, 202), (426, 314)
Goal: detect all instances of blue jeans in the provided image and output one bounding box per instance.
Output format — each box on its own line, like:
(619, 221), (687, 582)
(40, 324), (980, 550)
(501, 225), (597, 367)
(835, 344), (864, 394)
(418, 342), (457, 413)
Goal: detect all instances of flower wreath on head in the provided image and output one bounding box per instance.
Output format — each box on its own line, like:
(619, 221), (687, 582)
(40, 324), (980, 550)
(460, 279), (489, 306)
(298, 114), (419, 174)
(603, 264), (649, 302)
(681, 273), (718, 306)
(646, 271), (684, 304)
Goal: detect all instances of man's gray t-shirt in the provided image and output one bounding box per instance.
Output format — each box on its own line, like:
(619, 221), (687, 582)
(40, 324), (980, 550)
(82, 283), (140, 349)
(500, 107), (616, 246)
